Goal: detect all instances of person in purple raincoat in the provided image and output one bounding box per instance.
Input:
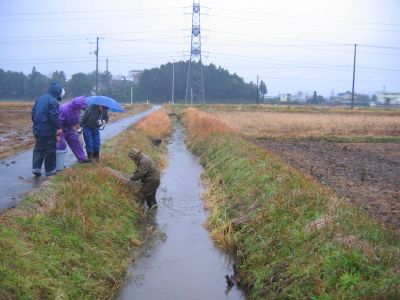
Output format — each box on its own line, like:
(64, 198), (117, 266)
(56, 96), (90, 163)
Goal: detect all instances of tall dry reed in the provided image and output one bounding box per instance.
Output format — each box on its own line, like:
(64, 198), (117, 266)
(134, 110), (172, 139)
(184, 107), (233, 141)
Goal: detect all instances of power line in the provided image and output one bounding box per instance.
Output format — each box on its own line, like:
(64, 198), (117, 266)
(207, 12), (400, 34)
(0, 6), (185, 16)
(206, 51), (400, 73)
(208, 6), (400, 28)
(0, 13), (183, 22)
(0, 29), (186, 40)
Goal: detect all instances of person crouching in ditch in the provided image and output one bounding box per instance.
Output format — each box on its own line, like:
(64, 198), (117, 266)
(128, 148), (160, 210)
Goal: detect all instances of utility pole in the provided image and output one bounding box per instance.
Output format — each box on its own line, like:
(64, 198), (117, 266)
(351, 44), (357, 109)
(106, 58), (108, 73)
(130, 86), (133, 105)
(172, 60), (175, 104)
(95, 36), (99, 95)
(256, 74), (259, 104)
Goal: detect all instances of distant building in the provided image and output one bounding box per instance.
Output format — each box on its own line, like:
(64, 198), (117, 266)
(336, 92), (352, 103)
(279, 94), (290, 102)
(374, 91), (400, 104)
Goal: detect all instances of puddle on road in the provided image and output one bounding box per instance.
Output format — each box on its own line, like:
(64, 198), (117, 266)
(118, 123), (245, 300)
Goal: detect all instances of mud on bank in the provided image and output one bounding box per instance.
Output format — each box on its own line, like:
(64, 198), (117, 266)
(258, 140), (400, 233)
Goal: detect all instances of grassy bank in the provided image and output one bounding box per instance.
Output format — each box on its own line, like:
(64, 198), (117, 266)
(184, 107), (400, 299)
(0, 110), (171, 299)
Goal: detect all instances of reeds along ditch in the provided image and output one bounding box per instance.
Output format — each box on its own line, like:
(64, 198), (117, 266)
(0, 110), (171, 299)
(183, 107), (400, 299)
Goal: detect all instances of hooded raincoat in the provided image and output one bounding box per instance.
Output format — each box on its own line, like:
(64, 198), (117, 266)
(56, 96), (88, 162)
(32, 81), (63, 176)
(128, 149), (160, 208)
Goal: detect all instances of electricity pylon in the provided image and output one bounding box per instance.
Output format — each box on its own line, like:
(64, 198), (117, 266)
(185, 0), (205, 104)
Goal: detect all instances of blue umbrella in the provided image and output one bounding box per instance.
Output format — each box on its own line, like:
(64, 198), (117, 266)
(87, 96), (125, 112)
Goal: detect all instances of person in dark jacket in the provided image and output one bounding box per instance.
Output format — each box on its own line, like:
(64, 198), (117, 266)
(80, 104), (109, 161)
(32, 81), (65, 177)
(128, 148), (160, 209)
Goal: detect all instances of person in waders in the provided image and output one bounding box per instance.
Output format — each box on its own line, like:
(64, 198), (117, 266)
(79, 104), (109, 161)
(128, 148), (160, 210)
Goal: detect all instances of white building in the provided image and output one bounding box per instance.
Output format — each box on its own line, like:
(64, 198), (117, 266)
(375, 91), (400, 104)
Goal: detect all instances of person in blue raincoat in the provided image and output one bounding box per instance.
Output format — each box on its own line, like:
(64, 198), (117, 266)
(32, 81), (65, 177)
(79, 104), (109, 161)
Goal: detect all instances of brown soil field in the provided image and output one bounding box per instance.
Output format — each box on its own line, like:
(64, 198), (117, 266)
(0, 102), (150, 160)
(258, 140), (400, 233)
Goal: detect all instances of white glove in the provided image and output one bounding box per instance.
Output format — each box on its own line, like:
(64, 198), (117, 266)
(97, 119), (106, 126)
(77, 127), (82, 134)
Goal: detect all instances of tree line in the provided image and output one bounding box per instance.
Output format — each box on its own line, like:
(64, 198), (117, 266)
(0, 61), (267, 103)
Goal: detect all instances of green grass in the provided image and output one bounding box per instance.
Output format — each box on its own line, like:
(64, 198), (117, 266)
(186, 129), (400, 299)
(0, 114), (169, 299)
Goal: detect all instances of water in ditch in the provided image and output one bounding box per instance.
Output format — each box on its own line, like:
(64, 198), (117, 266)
(118, 123), (245, 300)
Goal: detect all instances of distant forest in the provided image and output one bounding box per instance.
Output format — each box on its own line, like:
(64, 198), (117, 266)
(0, 61), (266, 103)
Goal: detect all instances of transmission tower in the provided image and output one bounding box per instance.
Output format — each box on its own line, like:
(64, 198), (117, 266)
(185, 0), (205, 104)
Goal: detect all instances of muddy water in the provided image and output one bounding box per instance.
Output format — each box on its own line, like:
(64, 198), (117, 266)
(118, 123), (245, 300)
(0, 106), (159, 212)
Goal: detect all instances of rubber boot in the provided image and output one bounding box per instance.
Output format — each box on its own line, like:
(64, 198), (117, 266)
(93, 151), (99, 162)
(146, 195), (157, 210)
(87, 152), (93, 162)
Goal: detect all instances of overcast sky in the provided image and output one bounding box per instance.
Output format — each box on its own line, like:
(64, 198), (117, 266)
(1, 0), (400, 97)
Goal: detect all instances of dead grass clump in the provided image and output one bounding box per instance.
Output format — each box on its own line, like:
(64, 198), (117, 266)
(184, 107), (234, 141)
(134, 110), (171, 139)
(335, 235), (377, 259)
(305, 216), (334, 234)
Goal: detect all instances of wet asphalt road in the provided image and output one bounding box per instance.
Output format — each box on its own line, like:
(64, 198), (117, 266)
(0, 106), (159, 212)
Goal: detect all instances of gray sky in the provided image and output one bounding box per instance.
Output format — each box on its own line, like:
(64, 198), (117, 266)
(1, 0), (400, 97)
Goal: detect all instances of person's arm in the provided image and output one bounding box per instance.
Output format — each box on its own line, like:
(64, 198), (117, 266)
(103, 110), (109, 123)
(31, 101), (36, 122)
(130, 161), (150, 181)
(48, 98), (61, 130)
(80, 108), (88, 127)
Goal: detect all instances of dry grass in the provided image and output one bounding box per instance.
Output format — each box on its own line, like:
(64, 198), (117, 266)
(184, 107), (233, 141)
(184, 107), (400, 299)
(134, 110), (172, 139)
(0, 101), (32, 110)
(209, 111), (400, 138)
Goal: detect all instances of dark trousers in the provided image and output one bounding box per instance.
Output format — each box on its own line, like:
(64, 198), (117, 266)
(142, 180), (160, 208)
(32, 135), (57, 176)
(83, 127), (100, 153)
